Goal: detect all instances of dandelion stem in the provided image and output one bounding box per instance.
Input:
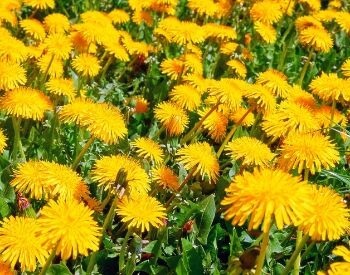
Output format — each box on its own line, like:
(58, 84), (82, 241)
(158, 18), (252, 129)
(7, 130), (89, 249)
(165, 168), (196, 210)
(297, 50), (313, 86)
(41, 54), (55, 87)
(181, 102), (220, 144)
(100, 55), (114, 80)
(254, 224), (271, 275)
(11, 117), (26, 162)
(329, 97), (336, 131)
(71, 136), (95, 170)
(217, 106), (254, 158)
(119, 228), (132, 273)
(282, 234), (309, 275)
(292, 230), (303, 275)
(39, 243), (58, 275)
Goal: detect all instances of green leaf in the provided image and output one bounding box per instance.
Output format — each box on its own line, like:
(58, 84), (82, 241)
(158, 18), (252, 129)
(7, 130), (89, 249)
(195, 194), (216, 245)
(176, 239), (204, 275)
(46, 264), (72, 275)
(0, 197), (10, 217)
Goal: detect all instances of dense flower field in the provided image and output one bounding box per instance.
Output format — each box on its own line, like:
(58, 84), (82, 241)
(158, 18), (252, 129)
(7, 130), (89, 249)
(0, 0), (349, 274)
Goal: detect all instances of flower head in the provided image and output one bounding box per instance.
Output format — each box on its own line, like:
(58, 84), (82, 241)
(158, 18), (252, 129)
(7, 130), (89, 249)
(0, 61), (26, 90)
(37, 54), (63, 78)
(43, 33), (72, 60)
(198, 107), (228, 142)
(177, 142), (219, 183)
(318, 246), (350, 275)
(250, 0), (282, 24)
(154, 101), (189, 136)
(298, 26), (333, 53)
(226, 136), (275, 167)
(72, 53), (101, 77)
(45, 78), (76, 101)
(151, 166), (180, 191)
(221, 168), (311, 233)
(296, 186), (349, 241)
(227, 59), (247, 78)
(244, 83), (276, 114)
(256, 69), (291, 98)
(278, 132), (340, 174)
(116, 193), (166, 232)
(169, 84), (202, 111)
(23, 0), (55, 9)
(44, 13), (70, 34)
(254, 22), (277, 44)
(20, 19), (46, 41)
(130, 137), (164, 164)
(0, 87), (53, 120)
(341, 59), (350, 78)
(0, 216), (48, 271)
(38, 200), (101, 260)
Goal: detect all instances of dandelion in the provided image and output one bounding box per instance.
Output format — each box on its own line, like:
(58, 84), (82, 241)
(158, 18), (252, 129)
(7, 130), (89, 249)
(254, 22), (277, 44)
(132, 9), (153, 26)
(226, 137), (275, 167)
(0, 260), (13, 275)
(151, 166), (180, 191)
(23, 0), (55, 9)
(72, 53), (101, 77)
(20, 19), (46, 41)
(116, 193), (166, 233)
(37, 54), (63, 78)
(133, 96), (149, 114)
(202, 23), (237, 41)
(314, 105), (347, 128)
(38, 199), (101, 260)
(278, 132), (340, 174)
(229, 107), (255, 127)
(220, 42), (239, 55)
(256, 69), (291, 98)
(0, 61), (26, 90)
(198, 107), (228, 142)
(221, 168), (311, 233)
(45, 78), (76, 101)
(0, 216), (48, 272)
(296, 186), (349, 241)
(160, 58), (185, 80)
(154, 101), (189, 136)
(91, 155), (150, 195)
(298, 26), (333, 53)
(226, 59), (247, 78)
(0, 34), (28, 63)
(108, 9), (130, 24)
(244, 84), (276, 114)
(335, 11), (350, 33)
(0, 87), (53, 121)
(130, 137), (164, 164)
(169, 84), (202, 111)
(250, 0), (283, 24)
(44, 13), (70, 33)
(341, 59), (350, 78)
(188, 0), (218, 17)
(318, 246), (350, 275)
(0, 129), (6, 153)
(177, 142), (219, 183)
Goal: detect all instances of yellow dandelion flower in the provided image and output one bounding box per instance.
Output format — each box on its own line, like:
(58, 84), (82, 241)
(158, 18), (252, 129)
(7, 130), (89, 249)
(154, 101), (189, 136)
(23, 0), (55, 9)
(169, 84), (202, 111)
(318, 246), (350, 275)
(81, 10), (112, 25)
(227, 59), (247, 78)
(160, 58), (185, 80)
(208, 78), (245, 111)
(221, 168), (311, 233)
(309, 73), (350, 102)
(72, 53), (101, 77)
(37, 54), (63, 78)
(256, 69), (291, 98)
(188, 0), (218, 17)
(287, 84), (317, 109)
(341, 59), (350, 78)
(0, 260), (14, 275)
(0, 34), (28, 62)
(130, 137), (164, 164)
(298, 0), (321, 11)
(83, 196), (103, 213)
(295, 16), (324, 32)
(296, 186), (349, 241)
(0, 61), (26, 90)
(229, 107), (255, 127)
(103, 37), (130, 61)
(44, 13), (70, 33)
(177, 142), (219, 183)
(132, 9), (153, 26)
(43, 33), (72, 60)
(0, 87), (53, 120)
(108, 9), (130, 24)
(151, 166), (180, 191)
(133, 96), (149, 114)
(254, 22), (277, 44)
(122, 35), (152, 58)
(278, 132), (339, 174)
(250, 0), (283, 24)
(202, 23), (237, 41)
(329, 0), (342, 9)
(117, 193), (166, 233)
(0, 128), (6, 153)
(183, 53), (203, 75)
(314, 105), (347, 128)
(20, 19), (46, 41)
(298, 26), (333, 53)
(198, 107), (228, 142)
(11, 160), (86, 200)
(262, 102), (319, 139)
(72, 22), (106, 45)
(0, 8), (17, 26)
(0, 216), (48, 272)
(183, 74), (210, 93)
(226, 136), (275, 167)
(244, 83), (276, 114)
(59, 99), (127, 144)
(313, 10), (338, 23)
(335, 11), (350, 33)
(69, 31), (92, 53)
(91, 155), (150, 194)
(220, 42), (239, 55)
(38, 200), (101, 260)
(45, 78), (76, 101)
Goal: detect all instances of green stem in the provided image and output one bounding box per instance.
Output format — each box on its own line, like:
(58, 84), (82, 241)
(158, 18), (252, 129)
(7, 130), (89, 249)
(11, 117), (26, 161)
(180, 102), (220, 144)
(41, 54), (55, 86)
(39, 243), (58, 275)
(119, 228), (132, 273)
(217, 106), (254, 158)
(71, 136), (95, 170)
(329, 97), (336, 131)
(47, 99), (59, 160)
(297, 50), (313, 86)
(282, 234), (309, 275)
(301, 241), (315, 260)
(293, 230), (303, 275)
(254, 224), (271, 275)
(100, 55), (114, 79)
